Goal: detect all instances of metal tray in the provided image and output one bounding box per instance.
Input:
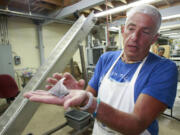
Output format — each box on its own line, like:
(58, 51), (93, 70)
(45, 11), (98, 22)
(65, 109), (91, 130)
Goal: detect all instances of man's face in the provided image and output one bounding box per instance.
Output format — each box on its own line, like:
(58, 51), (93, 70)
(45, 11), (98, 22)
(122, 12), (158, 61)
(158, 50), (164, 57)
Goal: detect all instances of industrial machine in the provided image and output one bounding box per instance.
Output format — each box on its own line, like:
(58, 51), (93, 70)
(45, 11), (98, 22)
(86, 25), (118, 80)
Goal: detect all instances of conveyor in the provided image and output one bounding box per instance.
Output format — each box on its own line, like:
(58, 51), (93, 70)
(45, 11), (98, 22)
(0, 13), (96, 135)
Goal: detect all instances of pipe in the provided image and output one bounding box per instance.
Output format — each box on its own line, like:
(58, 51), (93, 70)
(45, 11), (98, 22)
(36, 23), (45, 65)
(0, 9), (74, 25)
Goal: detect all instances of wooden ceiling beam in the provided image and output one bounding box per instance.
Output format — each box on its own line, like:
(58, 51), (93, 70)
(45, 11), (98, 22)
(113, 15), (126, 21)
(80, 12), (89, 17)
(63, 0), (80, 7)
(0, 0), (10, 6)
(83, 9), (91, 14)
(63, 0), (71, 7)
(41, 0), (63, 7)
(31, 6), (40, 11)
(37, 7), (45, 12)
(157, 1), (180, 9)
(115, 0), (127, 4)
(164, 0), (170, 6)
(105, 2), (114, 8)
(93, 6), (103, 11)
(31, 0), (37, 5)
(36, 3), (55, 10)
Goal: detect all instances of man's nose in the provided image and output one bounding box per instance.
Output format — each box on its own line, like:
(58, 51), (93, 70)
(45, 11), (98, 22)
(131, 31), (140, 41)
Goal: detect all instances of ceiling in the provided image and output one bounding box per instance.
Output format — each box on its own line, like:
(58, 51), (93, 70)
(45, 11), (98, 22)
(0, 0), (180, 21)
(0, 0), (180, 38)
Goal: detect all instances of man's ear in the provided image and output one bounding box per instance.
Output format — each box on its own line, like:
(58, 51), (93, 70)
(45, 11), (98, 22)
(151, 33), (159, 45)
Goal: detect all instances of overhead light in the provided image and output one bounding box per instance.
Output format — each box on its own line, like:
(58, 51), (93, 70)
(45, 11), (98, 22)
(162, 14), (180, 21)
(160, 24), (180, 31)
(94, 0), (163, 18)
(159, 29), (171, 32)
(169, 35), (180, 38)
(109, 26), (119, 31)
(163, 33), (179, 36)
(169, 35), (180, 37)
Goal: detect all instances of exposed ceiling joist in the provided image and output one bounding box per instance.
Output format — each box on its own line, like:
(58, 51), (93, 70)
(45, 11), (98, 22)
(116, 0), (127, 4)
(0, 0), (9, 6)
(93, 6), (103, 11)
(31, 1), (37, 5)
(0, 0), (179, 27)
(160, 5), (180, 17)
(41, 0), (63, 7)
(44, 0), (111, 24)
(164, 0), (170, 5)
(161, 20), (180, 28)
(160, 29), (180, 34)
(56, 0), (110, 18)
(0, 8), (74, 24)
(105, 2), (114, 8)
(37, 7), (45, 12)
(160, 24), (180, 30)
(63, 0), (80, 7)
(156, 0), (180, 9)
(36, 3), (55, 10)
(114, 15), (126, 20)
(32, 6), (40, 11)
(83, 9), (91, 14)
(63, 0), (72, 7)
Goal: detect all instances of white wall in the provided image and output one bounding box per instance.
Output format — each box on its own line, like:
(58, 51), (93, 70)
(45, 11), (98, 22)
(43, 22), (71, 59)
(9, 17), (40, 69)
(8, 17), (84, 89)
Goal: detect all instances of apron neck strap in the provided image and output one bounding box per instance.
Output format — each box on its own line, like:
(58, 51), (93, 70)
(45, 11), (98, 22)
(131, 55), (148, 84)
(106, 51), (148, 82)
(106, 51), (123, 77)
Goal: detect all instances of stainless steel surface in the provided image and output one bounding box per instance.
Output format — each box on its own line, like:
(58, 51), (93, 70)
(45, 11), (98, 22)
(0, 13), (96, 135)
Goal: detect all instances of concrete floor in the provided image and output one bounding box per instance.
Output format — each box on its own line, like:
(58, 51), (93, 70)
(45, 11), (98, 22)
(0, 87), (180, 135)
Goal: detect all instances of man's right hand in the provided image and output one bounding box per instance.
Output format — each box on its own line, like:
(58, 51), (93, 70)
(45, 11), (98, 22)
(45, 72), (85, 90)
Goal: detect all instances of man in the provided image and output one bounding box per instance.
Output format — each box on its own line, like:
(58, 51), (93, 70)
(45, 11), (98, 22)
(24, 4), (178, 135)
(158, 47), (165, 57)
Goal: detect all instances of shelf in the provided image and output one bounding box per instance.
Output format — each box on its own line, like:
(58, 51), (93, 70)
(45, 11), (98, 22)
(87, 65), (95, 69)
(170, 57), (180, 61)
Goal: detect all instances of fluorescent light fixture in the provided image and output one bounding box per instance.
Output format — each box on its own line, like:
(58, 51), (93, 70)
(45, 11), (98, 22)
(162, 14), (180, 21)
(163, 33), (179, 36)
(169, 35), (180, 37)
(109, 26), (119, 31)
(94, 0), (162, 18)
(169, 35), (180, 38)
(159, 29), (171, 32)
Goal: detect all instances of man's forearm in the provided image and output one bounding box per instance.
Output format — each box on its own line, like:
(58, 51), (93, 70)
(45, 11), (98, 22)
(87, 98), (147, 135)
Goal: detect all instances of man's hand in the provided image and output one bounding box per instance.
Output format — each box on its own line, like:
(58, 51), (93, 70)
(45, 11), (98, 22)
(23, 90), (65, 105)
(45, 72), (85, 90)
(23, 90), (89, 110)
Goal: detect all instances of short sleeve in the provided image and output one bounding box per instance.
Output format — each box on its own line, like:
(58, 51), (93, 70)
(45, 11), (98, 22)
(142, 60), (178, 108)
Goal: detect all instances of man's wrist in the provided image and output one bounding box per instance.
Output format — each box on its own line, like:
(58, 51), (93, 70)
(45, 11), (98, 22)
(93, 98), (100, 118)
(80, 92), (94, 110)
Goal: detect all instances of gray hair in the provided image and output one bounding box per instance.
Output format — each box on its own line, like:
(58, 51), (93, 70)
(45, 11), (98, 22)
(126, 4), (162, 33)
